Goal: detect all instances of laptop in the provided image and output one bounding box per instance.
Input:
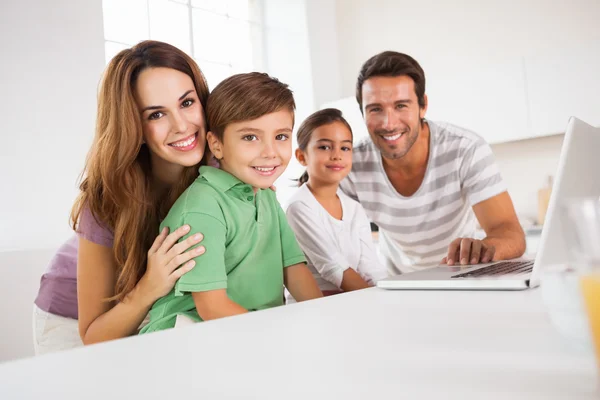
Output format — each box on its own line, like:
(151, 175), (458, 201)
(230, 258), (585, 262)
(377, 117), (600, 290)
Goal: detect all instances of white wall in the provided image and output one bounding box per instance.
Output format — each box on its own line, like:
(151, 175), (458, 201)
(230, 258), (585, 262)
(333, 0), (600, 100)
(0, 0), (105, 362)
(262, 0), (316, 207)
(492, 135), (564, 223)
(0, 0), (106, 252)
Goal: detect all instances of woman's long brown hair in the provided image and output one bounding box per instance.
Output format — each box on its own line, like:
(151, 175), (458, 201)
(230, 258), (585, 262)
(71, 40), (210, 302)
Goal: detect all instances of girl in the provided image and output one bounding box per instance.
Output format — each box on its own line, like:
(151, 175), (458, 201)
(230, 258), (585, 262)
(285, 108), (387, 302)
(33, 40), (211, 353)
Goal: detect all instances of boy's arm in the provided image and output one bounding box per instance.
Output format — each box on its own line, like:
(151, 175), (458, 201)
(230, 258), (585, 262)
(284, 263), (323, 302)
(192, 290), (248, 321)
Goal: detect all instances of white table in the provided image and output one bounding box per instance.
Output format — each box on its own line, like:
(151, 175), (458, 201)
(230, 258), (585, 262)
(0, 288), (597, 399)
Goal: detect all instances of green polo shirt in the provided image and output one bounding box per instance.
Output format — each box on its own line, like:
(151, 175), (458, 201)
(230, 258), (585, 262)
(139, 166), (306, 334)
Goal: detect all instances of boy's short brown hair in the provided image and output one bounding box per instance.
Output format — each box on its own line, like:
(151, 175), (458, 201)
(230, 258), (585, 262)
(207, 72), (295, 140)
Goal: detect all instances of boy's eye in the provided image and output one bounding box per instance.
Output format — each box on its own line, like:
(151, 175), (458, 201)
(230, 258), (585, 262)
(181, 98), (194, 107)
(275, 134), (289, 141)
(242, 135), (258, 141)
(148, 111), (164, 120)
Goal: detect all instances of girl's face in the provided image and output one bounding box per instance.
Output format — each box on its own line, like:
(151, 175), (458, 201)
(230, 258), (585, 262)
(296, 121), (353, 186)
(135, 67), (206, 174)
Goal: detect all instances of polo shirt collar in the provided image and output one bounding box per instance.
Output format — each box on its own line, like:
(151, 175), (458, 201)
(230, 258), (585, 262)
(198, 166), (251, 193)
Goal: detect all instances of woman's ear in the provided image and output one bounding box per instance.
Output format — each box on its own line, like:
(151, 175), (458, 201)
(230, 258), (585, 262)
(207, 131), (223, 160)
(295, 148), (307, 166)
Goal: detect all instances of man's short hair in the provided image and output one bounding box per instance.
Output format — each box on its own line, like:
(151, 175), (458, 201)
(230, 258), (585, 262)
(207, 72), (295, 140)
(356, 51), (426, 111)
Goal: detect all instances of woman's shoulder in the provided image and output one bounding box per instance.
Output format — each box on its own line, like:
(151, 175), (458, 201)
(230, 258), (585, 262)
(77, 206), (114, 248)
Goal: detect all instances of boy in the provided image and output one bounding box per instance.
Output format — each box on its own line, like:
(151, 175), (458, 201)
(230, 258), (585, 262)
(140, 72), (323, 333)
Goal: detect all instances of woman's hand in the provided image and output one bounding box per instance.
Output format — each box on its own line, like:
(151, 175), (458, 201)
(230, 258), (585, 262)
(137, 225), (205, 305)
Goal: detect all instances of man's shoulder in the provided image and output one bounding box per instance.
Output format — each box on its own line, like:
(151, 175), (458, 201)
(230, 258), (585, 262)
(430, 120), (488, 150)
(351, 138), (379, 167)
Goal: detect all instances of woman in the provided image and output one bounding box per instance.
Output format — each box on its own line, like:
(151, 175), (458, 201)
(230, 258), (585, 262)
(33, 40), (211, 353)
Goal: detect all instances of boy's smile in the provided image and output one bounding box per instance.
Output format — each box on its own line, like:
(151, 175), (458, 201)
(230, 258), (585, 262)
(209, 109), (294, 191)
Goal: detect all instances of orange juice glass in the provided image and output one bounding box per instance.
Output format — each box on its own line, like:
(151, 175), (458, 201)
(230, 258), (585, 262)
(581, 273), (600, 367)
(561, 198), (600, 368)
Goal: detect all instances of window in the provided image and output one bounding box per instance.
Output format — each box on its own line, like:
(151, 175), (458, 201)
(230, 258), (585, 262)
(102, 0), (263, 88)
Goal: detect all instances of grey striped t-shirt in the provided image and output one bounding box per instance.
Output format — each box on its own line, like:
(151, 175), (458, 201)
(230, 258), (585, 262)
(339, 120), (507, 274)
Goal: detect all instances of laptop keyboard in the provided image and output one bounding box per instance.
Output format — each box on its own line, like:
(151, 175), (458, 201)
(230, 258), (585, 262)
(451, 260), (534, 279)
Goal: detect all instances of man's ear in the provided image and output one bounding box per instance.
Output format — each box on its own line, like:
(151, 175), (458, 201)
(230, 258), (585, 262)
(207, 131), (223, 160)
(419, 93), (428, 120)
(295, 148), (307, 166)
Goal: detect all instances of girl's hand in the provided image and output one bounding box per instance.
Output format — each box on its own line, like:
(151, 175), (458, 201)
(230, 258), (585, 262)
(137, 225), (205, 304)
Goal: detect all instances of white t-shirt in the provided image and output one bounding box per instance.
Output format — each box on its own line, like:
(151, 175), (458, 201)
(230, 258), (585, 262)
(339, 120), (507, 274)
(285, 184), (388, 301)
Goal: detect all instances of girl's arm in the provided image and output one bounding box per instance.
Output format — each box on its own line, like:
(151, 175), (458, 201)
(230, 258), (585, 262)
(355, 206), (388, 285)
(283, 263), (323, 301)
(340, 268), (371, 291)
(192, 290), (248, 320)
(286, 201), (368, 291)
(77, 226), (204, 344)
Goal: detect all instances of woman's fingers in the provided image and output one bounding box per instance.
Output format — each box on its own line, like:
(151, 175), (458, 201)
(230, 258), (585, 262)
(157, 224), (191, 255)
(147, 227), (169, 256)
(167, 245), (206, 273)
(168, 232), (204, 259)
(169, 259), (196, 281)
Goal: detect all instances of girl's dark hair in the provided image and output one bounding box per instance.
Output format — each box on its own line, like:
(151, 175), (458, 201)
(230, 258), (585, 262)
(295, 108), (352, 186)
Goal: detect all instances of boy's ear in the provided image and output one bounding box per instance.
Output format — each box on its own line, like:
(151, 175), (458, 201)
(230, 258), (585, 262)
(207, 131), (223, 160)
(295, 148), (307, 166)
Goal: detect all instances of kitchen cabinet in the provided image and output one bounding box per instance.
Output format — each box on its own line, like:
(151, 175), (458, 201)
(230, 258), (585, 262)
(524, 41), (600, 137)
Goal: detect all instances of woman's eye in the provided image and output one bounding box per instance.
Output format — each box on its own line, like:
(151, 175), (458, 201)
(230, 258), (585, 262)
(242, 135), (257, 141)
(182, 98), (194, 108)
(276, 134), (289, 141)
(148, 112), (164, 120)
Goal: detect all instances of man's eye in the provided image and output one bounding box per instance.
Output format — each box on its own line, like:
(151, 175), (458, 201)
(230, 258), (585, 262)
(276, 134), (289, 141)
(242, 135), (257, 141)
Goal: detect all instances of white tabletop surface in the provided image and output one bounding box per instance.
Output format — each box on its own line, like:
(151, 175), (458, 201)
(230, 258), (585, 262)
(0, 287), (597, 399)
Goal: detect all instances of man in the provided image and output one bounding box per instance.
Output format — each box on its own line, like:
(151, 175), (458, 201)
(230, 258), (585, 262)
(340, 51), (526, 274)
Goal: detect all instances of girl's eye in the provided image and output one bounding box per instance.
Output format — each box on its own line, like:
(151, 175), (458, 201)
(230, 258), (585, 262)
(182, 98), (194, 108)
(242, 135), (257, 141)
(342, 146), (352, 152)
(276, 134), (289, 141)
(318, 145), (331, 151)
(148, 111), (164, 120)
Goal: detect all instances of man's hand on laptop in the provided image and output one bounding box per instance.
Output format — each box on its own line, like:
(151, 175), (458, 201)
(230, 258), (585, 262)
(442, 238), (496, 266)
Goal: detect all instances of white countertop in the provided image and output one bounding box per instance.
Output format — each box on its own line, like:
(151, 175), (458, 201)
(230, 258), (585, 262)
(0, 287), (597, 399)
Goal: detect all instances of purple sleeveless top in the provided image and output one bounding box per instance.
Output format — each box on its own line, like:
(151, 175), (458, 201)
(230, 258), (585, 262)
(34, 208), (114, 319)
